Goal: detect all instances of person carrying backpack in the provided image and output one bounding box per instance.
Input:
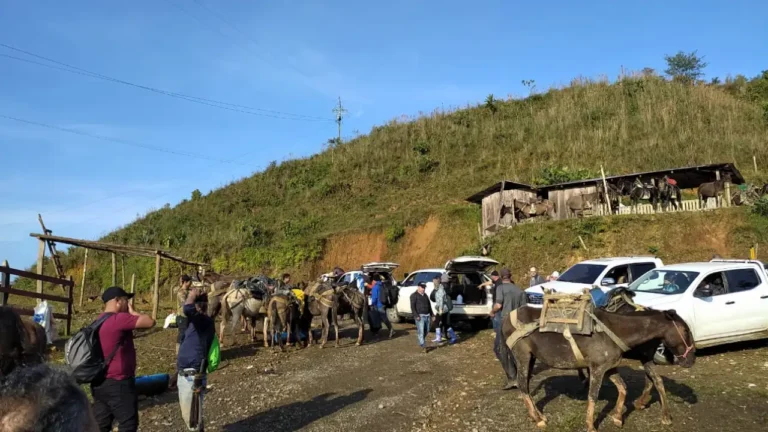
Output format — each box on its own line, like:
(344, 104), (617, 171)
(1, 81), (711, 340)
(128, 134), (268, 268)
(90, 286), (155, 432)
(370, 275), (395, 339)
(177, 287), (215, 431)
(432, 274), (457, 345)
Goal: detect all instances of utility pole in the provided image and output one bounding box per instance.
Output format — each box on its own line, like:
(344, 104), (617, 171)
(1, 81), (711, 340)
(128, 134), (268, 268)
(331, 97), (347, 161)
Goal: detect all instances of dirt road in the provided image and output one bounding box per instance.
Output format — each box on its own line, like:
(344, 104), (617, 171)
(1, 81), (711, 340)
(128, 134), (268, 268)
(133, 320), (768, 432)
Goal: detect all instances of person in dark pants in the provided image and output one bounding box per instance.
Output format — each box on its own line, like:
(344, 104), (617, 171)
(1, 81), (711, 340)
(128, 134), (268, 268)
(489, 268), (527, 390)
(91, 286), (155, 432)
(177, 288), (214, 431)
(176, 275), (193, 355)
(370, 275), (395, 338)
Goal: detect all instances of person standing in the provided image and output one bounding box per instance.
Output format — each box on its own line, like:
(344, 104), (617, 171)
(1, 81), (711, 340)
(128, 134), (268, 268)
(176, 275), (193, 355)
(432, 275), (457, 345)
(490, 269), (527, 390)
(92, 286), (155, 432)
(177, 287), (214, 431)
(370, 275), (395, 338)
(528, 267), (545, 287)
(410, 282), (433, 352)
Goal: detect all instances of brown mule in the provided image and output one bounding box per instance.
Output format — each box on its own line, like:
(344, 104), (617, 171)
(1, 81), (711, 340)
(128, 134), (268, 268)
(335, 285), (367, 346)
(304, 283), (339, 348)
(500, 306), (695, 432)
(266, 294), (300, 352)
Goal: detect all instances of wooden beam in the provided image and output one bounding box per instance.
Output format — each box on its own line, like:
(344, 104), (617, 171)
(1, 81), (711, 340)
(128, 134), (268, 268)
(9, 307), (69, 321)
(1, 260), (9, 306)
(130, 273), (135, 306)
(0, 286), (71, 304)
(152, 252), (160, 320)
(121, 255), (126, 287)
(66, 276), (74, 336)
(79, 249), (88, 308)
(0, 266), (75, 287)
(111, 253), (117, 286)
(36, 239), (45, 300)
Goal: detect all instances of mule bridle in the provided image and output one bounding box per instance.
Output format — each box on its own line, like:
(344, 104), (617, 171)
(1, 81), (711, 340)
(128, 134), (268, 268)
(671, 320), (694, 361)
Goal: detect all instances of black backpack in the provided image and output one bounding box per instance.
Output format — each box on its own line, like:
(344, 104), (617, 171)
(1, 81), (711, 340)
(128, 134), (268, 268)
(64, 314), (123, 384)
(377, 281), (398, 307)
(429, 289), (437, 303)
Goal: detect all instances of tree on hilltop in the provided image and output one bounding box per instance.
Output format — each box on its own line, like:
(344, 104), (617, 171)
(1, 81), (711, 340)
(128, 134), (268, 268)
(664, 50), (708, 83)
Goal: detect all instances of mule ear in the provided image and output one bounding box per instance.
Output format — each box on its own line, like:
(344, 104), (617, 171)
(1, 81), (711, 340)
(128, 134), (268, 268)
(663, 310), (677, 320)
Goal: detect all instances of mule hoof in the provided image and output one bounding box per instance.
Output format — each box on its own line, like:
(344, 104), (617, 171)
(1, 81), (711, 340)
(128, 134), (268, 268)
(536, 420), (547, 429)
(355, 342), (361, 346)
(611, 415), (623, 428)
(662, 416), (673, 426)
(633, 401), (647, 411)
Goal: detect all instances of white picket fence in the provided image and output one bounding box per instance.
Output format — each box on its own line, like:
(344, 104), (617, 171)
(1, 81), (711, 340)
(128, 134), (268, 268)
(590, 198), (723, 217)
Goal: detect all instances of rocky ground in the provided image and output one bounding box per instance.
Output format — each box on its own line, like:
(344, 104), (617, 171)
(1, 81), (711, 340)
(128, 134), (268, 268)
(69, 316), (768, 432)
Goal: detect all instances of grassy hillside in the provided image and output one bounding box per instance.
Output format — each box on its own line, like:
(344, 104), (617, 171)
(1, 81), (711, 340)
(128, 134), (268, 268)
(23, 73), (768, 296)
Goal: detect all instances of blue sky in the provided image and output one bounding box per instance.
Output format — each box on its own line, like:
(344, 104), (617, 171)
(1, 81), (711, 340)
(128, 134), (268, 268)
(1, 0), (766, 268)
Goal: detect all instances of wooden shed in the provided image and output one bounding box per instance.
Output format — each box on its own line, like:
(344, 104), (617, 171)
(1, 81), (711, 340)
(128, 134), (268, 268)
(467, 181), (538, 236)
(546, 185), (598, 220)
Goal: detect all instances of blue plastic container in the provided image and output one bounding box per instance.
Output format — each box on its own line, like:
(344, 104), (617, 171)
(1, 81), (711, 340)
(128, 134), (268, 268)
(135, 373), (169, 396)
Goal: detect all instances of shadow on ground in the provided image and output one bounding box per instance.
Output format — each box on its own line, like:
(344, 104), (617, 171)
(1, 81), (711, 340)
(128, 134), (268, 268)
(222, 389), (373, 432)
(533, 366), (696, 429)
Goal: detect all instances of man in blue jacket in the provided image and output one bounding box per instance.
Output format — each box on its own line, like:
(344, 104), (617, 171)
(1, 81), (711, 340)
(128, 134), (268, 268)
(370, 276), (395, 339)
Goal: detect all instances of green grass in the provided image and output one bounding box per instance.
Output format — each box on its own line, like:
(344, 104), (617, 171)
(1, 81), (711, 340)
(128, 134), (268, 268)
(15, 73), (768, 295)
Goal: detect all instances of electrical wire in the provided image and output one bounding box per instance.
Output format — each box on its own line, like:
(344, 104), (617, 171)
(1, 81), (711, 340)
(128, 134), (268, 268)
(0, 44), (333, 122)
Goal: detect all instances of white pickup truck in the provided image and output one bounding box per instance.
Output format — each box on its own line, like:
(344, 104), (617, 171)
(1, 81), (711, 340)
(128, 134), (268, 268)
(628, 259), (768, 363)
(525, 257), (664, 306)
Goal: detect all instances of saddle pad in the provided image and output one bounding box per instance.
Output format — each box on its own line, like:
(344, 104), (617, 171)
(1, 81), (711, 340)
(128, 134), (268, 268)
(539, 290), (594, 336)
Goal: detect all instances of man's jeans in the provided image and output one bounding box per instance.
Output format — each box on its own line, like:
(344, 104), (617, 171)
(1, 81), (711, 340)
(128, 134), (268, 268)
(416, 314), (431, 347)
(178, 370), (206, 431)
(376, 306), (393, 331)
(493, 313), (502, 360)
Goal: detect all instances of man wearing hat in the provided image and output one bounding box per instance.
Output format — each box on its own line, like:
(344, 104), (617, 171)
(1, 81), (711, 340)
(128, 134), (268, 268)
(489, 268), (527, 390)
(177, 287), (215, 431)
(92, 287), (155, 432)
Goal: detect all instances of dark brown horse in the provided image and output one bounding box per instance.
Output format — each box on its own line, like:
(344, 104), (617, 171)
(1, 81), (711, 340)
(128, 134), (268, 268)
(0, 307), (47, 377)
(500, 307), (694, 432)
(335, 285), (368, 346)
(304, 282), (340, 348)
(698, 174), (731, 208)
(658, 175), (682, 211)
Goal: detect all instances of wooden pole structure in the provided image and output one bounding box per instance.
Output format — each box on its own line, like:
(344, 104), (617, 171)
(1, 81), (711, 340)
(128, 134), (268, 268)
(1, 260), (9, 306)
(121, 256), (126, 287)
(79, 249), (88, 308)
(111, 253), (117, 286)
(600, 165), (611, 214)
(130, 273), (135, 306)
(754, 155), (758, 174)
(152, 252), (161, 320)
(66, 275), (74, 336)
(36, 239), (46, 300)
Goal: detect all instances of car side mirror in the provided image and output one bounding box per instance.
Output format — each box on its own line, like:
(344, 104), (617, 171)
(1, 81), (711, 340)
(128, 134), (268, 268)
(696, 286), (713, 298)
(601, 277), (616, 286)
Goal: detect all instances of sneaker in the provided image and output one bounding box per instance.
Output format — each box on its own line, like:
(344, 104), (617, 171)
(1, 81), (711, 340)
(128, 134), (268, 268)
(388, 328), (395, 339)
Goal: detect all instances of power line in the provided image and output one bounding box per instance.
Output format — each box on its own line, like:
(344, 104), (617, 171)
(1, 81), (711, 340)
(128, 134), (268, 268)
(0, 114), (250, 165)
(188, 0), (316, 84)
(0, 43), (333, 122)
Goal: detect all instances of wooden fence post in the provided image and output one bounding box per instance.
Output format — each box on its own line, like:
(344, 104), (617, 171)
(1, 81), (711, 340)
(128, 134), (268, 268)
(754, 155), (758, 174)
(111, 253), (116, 286)
(600, 165), (611, 214)
(130, 273), (136, 306)
(79, 249), (88, 308)
(152, 252), (161, 320)
(1, 260), (9, 306)
(121, 256), (126, 287)
(36, 239), (45, 301)
(66, 275), (74, 336)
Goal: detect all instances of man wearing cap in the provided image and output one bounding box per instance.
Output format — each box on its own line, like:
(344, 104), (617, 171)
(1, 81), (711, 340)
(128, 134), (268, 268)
(177, 287), (214, 431)
(528, 267), (546, 287)
(92, 287), (155, 432)
(176, 275), (193, 355)
(490, 269), (527, 390)
(547, 271), (560, 282)
(410, 282), (433, 352)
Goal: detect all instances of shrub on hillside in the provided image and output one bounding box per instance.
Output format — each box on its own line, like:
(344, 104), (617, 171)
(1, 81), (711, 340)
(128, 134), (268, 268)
(534, 166), (600, 186)
(753, 197), (768, 218)
(385, 223), (405, 244)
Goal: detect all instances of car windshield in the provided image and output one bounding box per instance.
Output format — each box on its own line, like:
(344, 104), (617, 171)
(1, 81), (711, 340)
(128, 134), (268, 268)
(557, 264), (607, 284)
(629, 270), (699, 295)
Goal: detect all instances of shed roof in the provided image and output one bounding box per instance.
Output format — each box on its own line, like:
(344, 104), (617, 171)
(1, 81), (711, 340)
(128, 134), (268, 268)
(466, 163), (745, 204)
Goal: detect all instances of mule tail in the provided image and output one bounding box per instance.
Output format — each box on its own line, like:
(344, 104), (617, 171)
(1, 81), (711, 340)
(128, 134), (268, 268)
(269, 300), (283, 344)
(498, 329), (518, 381)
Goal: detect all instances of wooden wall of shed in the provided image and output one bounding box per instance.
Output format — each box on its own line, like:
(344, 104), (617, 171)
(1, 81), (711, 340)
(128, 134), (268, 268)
(481, 189), (538, 234)
(548, 186), (598, 220)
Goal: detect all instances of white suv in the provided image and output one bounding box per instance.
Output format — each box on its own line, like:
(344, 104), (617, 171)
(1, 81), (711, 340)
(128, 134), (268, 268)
(337, 262), (400, 323)
(629, 259), (768, 363)
(525, 257), (663, 306)
(395, 256), (498, 330)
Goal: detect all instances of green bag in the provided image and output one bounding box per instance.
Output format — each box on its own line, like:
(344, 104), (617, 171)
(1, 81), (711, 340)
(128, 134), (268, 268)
(206, 334), (220, 374)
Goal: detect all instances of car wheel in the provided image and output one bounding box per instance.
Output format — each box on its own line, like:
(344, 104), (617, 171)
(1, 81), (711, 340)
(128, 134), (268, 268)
(387, 307), (401, 324)
(653, 343), (673, 365)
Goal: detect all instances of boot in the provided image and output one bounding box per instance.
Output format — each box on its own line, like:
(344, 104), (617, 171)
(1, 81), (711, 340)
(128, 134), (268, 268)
(447, 328), (457, 345)
(432, 328), (442, 343)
